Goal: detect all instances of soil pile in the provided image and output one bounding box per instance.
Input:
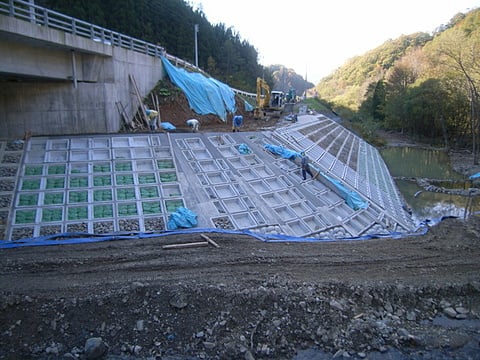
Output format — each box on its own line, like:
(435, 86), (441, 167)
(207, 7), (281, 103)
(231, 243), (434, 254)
(134, 80), (283, 134)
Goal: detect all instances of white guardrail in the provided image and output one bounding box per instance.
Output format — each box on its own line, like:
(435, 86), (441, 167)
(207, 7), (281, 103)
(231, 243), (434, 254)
(0, 0), (256, 98)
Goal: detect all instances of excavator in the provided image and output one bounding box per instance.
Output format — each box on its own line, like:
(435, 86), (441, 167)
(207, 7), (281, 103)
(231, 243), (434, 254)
(254, 77), (285, 119)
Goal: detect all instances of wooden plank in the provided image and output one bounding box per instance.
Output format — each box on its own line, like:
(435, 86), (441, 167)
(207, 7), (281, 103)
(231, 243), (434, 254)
(200, 234), (220, 248)
(115, 101), (133, 129)
(129, 74), (150, 128)
(162, 241), (208, 250)
(155, 94), (162, 129)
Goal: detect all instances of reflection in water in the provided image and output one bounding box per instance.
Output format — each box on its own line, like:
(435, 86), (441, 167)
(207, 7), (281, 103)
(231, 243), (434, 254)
(381, 147), (463, 179)
(380, 147), (479, 224)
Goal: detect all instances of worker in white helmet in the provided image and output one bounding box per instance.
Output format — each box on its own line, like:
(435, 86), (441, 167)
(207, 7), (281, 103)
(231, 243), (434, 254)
(186, 119), (199, 132)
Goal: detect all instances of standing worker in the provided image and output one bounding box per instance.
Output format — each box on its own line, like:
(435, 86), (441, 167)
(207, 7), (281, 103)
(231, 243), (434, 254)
(232, 115), (243, 132)
(300, 151), (314, 181)
(186, 118), (200, 132)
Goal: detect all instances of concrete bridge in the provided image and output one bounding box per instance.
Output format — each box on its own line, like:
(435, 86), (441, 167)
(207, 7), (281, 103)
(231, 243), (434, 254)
(0, 0), (255, 139)
(0, 0), (174, 139)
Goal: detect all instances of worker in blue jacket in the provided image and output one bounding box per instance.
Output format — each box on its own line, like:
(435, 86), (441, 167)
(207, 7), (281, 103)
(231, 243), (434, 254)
(232, 115), (243, 132)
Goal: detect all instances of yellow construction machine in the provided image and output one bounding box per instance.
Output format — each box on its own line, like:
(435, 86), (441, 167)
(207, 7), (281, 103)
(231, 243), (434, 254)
(254, 77), (284, 119)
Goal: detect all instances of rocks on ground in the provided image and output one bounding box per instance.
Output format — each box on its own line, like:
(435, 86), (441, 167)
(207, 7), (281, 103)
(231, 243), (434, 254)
(1, 281), (480, 359)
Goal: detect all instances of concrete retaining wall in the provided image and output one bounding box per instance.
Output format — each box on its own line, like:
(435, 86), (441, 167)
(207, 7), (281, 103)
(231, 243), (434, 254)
(0, 16), (165, 139)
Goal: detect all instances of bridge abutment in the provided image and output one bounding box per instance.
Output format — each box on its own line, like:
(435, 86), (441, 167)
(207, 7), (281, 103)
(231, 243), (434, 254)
(0, 14), (164, 138)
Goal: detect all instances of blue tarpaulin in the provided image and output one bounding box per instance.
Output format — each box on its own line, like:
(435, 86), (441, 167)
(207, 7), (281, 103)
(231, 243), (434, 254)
(263, 144), (300, 160)
(263, 144), (367, 211)
(160, 122), (176, 131)
(244, 100), (254, 112)
(0, 222), (429, 249)
(320, 172), (368, 210)
(238, 143), (251, 154)
(167, 207), (198, 230)
(469, 172), (480, 179)
(161, 57), (236, 121)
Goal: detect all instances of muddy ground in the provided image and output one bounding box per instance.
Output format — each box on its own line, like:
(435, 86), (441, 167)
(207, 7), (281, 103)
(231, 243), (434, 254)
(1, 97), (480, 360)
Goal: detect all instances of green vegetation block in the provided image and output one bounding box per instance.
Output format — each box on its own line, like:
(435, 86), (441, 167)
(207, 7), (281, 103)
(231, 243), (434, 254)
(93, 175), (112, 187)
(15, 209), (36, 224)
(69, 191), (88, 203)
(42, 208), (63, 222)
(117, 203), (138, 216)
(138, 173), (157, 184)
(116, 188), (136, 200)
(24, 166), (43, 176)
(46, 178), (65, 189)
(70, 177), (88, 188)
(94, 189), (112, 202)
(157, 159), (174, 169)
(48, 165), (66, 175)
(68, 206), (88, 220)
(140, 186), (159, 199)
(44, 193), (64, 205)
(165, 199), (184, 213)
(21, 179), (41, 190)
(159, 172), (177, 183)
(116, 174), (134, 185)
(93, 164), (111, 173)
(142, 201), (161, 214)
(18, 193), (38, 206)
(115, 162), (132, 172)
(94, 204), (113, 219)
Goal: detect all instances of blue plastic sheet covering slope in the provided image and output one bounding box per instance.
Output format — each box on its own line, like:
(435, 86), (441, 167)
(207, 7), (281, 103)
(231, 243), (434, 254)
(263, 143), (367, 211)
(244, 100), (254, 112)
(0, 224), (429, 249)
(320, 171), (368, 211)
(161, 57), (236, 121)
(210, 77), (237, 114)
(263, 144), (300, 160)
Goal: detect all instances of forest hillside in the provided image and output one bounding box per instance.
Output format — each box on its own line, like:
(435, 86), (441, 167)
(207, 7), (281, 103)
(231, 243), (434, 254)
(314, 8), (480, 156)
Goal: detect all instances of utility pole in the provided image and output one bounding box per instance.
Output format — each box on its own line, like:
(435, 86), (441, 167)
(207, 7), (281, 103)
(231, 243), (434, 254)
(194, 24), (199, 68)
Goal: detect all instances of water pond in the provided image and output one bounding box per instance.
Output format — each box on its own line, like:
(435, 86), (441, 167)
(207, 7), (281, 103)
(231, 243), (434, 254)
(380, 147), (479, 224)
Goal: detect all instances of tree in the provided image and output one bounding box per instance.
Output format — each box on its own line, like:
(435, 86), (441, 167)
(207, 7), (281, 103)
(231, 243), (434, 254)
(372, 80), (386, 121)
(383, 47), (426, 133)
(428, 22), (480, 163)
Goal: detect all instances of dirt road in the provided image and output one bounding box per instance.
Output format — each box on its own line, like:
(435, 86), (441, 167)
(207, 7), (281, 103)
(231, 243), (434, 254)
(1, 216), (480, 359)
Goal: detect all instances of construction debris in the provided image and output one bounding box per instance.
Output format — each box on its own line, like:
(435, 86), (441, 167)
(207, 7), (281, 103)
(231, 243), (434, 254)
(162, 241), (208, 250)
(200, 234), (220, 248)
(162, 234), (220, 250)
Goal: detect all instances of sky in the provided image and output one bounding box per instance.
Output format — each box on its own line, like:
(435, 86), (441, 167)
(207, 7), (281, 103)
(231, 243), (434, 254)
(188, 0), (479, 84)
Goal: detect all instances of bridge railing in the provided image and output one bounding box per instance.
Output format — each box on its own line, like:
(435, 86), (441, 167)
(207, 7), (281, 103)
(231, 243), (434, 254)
(0, 0), (256, 98)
